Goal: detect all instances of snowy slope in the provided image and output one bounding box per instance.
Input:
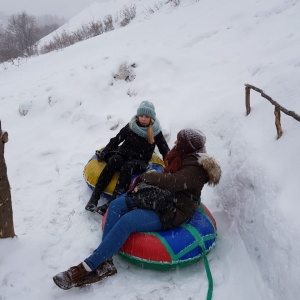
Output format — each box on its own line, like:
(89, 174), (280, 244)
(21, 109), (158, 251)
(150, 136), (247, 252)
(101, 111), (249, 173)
(1, 0), (300, 299)
(39, 0), (167, 45)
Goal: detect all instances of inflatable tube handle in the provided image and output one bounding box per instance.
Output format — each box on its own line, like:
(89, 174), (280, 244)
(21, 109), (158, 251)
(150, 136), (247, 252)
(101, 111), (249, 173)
(182, 224), (214, 300)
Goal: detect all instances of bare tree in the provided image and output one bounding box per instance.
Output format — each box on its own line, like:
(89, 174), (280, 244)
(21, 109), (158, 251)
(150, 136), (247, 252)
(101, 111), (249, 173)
(0, 26), (20, 62)
(1, 12), (63, 60)
(0, 121), (15, 238)
(167, 0), (181, 7)
(103, 15), (114, 32)
(119, 5), (137, 27)
(6, 11), (40, 57)
(88, 20), (104, 37)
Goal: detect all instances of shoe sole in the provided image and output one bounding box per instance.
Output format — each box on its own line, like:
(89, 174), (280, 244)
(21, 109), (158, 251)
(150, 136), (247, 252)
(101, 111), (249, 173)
(85, 205), (96, 212)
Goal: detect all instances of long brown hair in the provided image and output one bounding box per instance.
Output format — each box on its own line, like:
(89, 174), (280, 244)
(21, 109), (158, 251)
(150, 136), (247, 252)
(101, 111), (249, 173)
(163, 146), (184, 174)
(147, 119), (155, 144)
(136, 117), (155, 144)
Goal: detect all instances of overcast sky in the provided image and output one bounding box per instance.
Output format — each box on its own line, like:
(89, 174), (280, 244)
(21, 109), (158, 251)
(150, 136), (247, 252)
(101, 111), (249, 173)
(0, 0), (100, 19)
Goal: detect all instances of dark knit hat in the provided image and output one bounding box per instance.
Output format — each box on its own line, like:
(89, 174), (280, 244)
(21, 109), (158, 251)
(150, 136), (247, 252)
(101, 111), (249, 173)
(136, 101), (156, 120)
(177, 129), (206, 154)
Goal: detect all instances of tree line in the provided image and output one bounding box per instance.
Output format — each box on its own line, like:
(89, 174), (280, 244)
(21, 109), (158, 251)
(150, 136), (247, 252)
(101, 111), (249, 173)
(0, 4), (139, 62)
(0, 1), (184, 64)
(0, 11), (61, 63)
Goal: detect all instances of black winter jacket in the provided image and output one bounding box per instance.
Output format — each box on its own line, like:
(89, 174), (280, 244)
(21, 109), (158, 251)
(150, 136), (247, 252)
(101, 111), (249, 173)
(102, 123), (169, 163)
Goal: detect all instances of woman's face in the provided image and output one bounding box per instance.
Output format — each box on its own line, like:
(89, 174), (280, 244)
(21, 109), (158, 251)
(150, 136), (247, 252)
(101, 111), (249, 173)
(138, 115), (151, 126)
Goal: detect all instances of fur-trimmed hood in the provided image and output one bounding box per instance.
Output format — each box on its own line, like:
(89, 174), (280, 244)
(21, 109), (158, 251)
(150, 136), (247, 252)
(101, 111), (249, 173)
(197, 153), (221, 186)
(140, 151), (221, 230)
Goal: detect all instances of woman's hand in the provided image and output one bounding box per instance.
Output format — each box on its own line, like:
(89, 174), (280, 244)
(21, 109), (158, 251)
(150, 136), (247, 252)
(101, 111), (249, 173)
(127, 175), (142, 193)
(127, 170), (157, 193)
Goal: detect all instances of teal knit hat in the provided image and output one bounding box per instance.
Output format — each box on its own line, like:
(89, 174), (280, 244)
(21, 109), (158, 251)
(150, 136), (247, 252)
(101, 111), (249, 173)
(136, 101), (156, 120)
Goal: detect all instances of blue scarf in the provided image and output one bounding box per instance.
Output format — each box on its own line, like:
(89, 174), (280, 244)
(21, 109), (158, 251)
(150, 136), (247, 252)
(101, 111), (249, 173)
(129, 116), (162, 138)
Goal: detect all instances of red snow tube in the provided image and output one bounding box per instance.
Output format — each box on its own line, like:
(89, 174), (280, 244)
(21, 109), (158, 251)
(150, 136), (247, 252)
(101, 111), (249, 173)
(102, 202), (217, 270)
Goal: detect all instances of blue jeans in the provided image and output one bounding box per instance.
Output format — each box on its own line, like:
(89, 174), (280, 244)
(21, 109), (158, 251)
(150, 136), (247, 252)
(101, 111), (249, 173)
(84, 194), (163, 270)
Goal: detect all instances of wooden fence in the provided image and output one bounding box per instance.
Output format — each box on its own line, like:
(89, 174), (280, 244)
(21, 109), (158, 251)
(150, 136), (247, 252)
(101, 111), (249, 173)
(245, 83), (300, 139)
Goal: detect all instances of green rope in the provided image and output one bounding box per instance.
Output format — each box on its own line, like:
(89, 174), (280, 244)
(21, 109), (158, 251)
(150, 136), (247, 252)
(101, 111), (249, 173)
(147, 225), (215, 262)
(150, 220), (215, 299)
(144, 200), (215, 300)
(182, 224), (214, 300)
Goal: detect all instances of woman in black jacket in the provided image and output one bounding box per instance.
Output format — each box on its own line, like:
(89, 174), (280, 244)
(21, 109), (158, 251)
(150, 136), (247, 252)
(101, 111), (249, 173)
(85, 101), (170, 213)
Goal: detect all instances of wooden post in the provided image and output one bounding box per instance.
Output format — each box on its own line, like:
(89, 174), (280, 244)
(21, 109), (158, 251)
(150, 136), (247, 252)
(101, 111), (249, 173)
(274, 106), (283, 140)
(0, 121), (16, 238)
(245, 85), (251, 116)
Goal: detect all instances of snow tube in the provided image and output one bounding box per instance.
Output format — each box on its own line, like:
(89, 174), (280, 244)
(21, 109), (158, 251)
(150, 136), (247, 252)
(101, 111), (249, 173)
(83, 152), (164, 195)
(102, 202), (217, 271)
(84, 151), (217, 270)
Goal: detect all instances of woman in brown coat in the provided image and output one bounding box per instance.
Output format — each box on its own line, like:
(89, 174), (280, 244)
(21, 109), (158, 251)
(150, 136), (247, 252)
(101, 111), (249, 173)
(53, 129), (221, 290)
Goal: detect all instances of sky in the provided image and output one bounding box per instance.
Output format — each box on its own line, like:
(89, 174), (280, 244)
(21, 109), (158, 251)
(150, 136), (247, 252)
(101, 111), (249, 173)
(0, 0), (101, 19)
(1, 0), (300, 299)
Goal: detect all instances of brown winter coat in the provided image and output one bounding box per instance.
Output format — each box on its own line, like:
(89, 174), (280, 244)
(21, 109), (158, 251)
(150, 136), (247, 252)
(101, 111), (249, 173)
(139, 153), (221, 229)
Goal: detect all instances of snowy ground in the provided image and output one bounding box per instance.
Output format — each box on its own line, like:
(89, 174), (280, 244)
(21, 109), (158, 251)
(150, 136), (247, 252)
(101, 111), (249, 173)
(1, 0), (300, 299)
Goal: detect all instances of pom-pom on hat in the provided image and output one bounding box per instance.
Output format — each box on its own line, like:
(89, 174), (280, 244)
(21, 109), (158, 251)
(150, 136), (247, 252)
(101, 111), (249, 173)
(177, 129), (206, 154)
(136, 101), (156, 120)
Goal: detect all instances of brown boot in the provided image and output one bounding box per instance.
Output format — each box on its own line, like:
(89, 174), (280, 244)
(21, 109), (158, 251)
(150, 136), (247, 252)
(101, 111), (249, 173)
(79, 259), (117, 286)
(53, 260), (117, 290)
(53, 263), (89, 290)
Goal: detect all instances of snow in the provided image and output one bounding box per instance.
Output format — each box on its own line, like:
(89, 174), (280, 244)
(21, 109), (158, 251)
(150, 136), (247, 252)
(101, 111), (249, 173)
(1, 0), (300, 299)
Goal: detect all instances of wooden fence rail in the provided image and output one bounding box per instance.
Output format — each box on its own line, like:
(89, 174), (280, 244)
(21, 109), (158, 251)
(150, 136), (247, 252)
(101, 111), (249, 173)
(245, 83), (300, 139)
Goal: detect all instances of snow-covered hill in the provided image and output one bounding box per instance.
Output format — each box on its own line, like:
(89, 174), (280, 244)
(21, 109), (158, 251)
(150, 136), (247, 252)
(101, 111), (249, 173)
(39, 0), (164, 46)
(1, 0), (300, 299)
